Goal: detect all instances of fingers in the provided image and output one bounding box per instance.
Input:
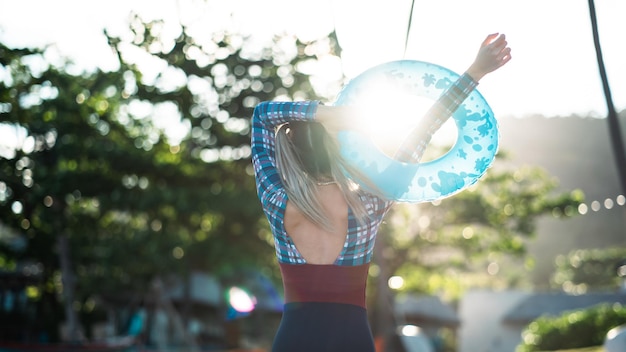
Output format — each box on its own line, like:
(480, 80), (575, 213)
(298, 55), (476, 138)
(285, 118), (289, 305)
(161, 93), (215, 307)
(486, 33), (511, 63)
(488, 34), (507, 51)
(465, 33), (512, 81)
(482, 33), (500, 46)
(500, 47), (512, 60)
(501, 49), (512, 67)
(497, 42), (512, 64)
(494, 47), (512, 69)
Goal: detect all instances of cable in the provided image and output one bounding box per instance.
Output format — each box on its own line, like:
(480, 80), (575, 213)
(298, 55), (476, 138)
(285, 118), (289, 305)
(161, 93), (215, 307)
(403, 0), (416, 58)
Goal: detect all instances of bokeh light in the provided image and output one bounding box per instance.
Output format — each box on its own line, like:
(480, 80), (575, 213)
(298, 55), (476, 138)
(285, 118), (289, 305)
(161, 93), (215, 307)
(228, 286), (256, 313)
(388, 275), (405, 290)
(399, 324), (421, 336)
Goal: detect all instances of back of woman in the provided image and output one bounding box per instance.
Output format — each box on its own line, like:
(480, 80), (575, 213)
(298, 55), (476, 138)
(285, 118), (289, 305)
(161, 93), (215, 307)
(251, 33), (511, 352)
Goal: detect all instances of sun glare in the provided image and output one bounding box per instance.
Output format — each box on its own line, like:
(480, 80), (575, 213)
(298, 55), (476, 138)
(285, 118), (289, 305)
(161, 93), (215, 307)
(349, 77), (457, 158)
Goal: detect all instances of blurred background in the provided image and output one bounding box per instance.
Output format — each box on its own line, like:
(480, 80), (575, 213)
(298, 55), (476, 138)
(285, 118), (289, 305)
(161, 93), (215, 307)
(0, 1), (625, 351)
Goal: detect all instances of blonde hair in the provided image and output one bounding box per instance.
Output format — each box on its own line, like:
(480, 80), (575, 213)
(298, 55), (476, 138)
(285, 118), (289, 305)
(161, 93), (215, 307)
(275, 122), (384, 232)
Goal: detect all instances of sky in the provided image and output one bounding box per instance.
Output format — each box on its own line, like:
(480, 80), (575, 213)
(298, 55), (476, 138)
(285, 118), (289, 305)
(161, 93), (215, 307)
(0, 0), (625, 119)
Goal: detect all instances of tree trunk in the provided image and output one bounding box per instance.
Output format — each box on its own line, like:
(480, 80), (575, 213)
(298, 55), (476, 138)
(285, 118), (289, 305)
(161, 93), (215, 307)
(58, 233), (81, 341)
(151, 277), (199, 351)
(588, 0), (626, 196)
(373, 236), (397, 351)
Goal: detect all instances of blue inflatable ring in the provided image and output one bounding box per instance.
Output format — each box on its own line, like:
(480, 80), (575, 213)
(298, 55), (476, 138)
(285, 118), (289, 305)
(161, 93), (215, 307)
(334, 60), (499, 203)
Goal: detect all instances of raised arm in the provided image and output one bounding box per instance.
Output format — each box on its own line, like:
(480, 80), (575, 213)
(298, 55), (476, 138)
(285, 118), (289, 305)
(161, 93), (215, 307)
(251, 101), (319, 205)
(394, 33), (512, 163)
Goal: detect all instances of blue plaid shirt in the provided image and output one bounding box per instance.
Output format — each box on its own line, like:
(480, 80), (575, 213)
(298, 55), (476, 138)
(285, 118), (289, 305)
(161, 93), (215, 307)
(251, 73), (478, 265)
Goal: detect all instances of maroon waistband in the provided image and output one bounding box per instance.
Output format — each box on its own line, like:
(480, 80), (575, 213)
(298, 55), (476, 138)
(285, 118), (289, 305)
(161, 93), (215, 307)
(279, 262), (370, 308)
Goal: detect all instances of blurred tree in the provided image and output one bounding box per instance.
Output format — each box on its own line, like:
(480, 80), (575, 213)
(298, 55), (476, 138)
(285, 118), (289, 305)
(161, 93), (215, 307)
(0, 15), (340, 342)
(0, 40), (188, 341)
(551, 247), (626, 294)
(368, 161), (583, 348)
(383, 165), (583, 296)
(102, 14), (336, 276)
(0, 42), (131, 340)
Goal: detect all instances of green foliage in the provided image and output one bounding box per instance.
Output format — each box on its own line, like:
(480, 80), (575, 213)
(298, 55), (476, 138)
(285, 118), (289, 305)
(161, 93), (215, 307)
(517, 303), (626, 352)
(379, 164), (584, 300)
(0, 14), (340, 339)
(552, 247), (626, 294)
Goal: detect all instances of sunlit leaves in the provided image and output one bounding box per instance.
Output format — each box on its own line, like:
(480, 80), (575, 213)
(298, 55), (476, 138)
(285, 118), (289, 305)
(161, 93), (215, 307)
(379, 162), (583, 299)
(552, 247), (626, 294)
(0, 12), (342, 334)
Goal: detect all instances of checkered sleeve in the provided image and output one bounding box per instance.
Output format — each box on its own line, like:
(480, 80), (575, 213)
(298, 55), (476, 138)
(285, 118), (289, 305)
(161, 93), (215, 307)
(251, 101), (319, 236)
(394, 73), (478, 163)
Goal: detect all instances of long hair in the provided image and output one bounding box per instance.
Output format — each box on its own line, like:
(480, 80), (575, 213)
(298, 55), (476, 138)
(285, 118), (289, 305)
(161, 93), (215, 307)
(275, 121), (383, 232)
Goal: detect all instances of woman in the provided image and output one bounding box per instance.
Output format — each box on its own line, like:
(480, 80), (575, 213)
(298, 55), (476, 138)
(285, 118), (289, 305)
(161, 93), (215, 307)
(251, 33), (511, 352)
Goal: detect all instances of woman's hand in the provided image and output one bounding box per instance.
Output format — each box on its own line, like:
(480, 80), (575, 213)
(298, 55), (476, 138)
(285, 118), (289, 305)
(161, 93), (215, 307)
(465, 33), (512, 82)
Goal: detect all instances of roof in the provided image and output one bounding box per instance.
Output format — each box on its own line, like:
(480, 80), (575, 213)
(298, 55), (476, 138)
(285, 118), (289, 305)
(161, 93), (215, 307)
(395, 294), (460, 326)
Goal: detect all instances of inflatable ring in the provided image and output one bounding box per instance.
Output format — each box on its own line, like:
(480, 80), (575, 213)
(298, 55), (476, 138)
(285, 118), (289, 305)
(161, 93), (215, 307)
(334, 60), (498, 203)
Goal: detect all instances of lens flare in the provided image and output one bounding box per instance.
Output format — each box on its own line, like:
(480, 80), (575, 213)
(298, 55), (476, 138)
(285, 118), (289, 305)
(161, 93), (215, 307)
(228, 286), (256, 313)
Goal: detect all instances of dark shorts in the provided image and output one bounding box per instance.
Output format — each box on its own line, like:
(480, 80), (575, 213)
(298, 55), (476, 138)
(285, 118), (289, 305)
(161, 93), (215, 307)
(272, 302), (375, 352)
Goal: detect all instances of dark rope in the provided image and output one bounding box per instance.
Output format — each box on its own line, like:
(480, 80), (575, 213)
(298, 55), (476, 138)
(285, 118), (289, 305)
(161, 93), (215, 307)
(587, 0), (626, 196)
(403, 0), (416, 58)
